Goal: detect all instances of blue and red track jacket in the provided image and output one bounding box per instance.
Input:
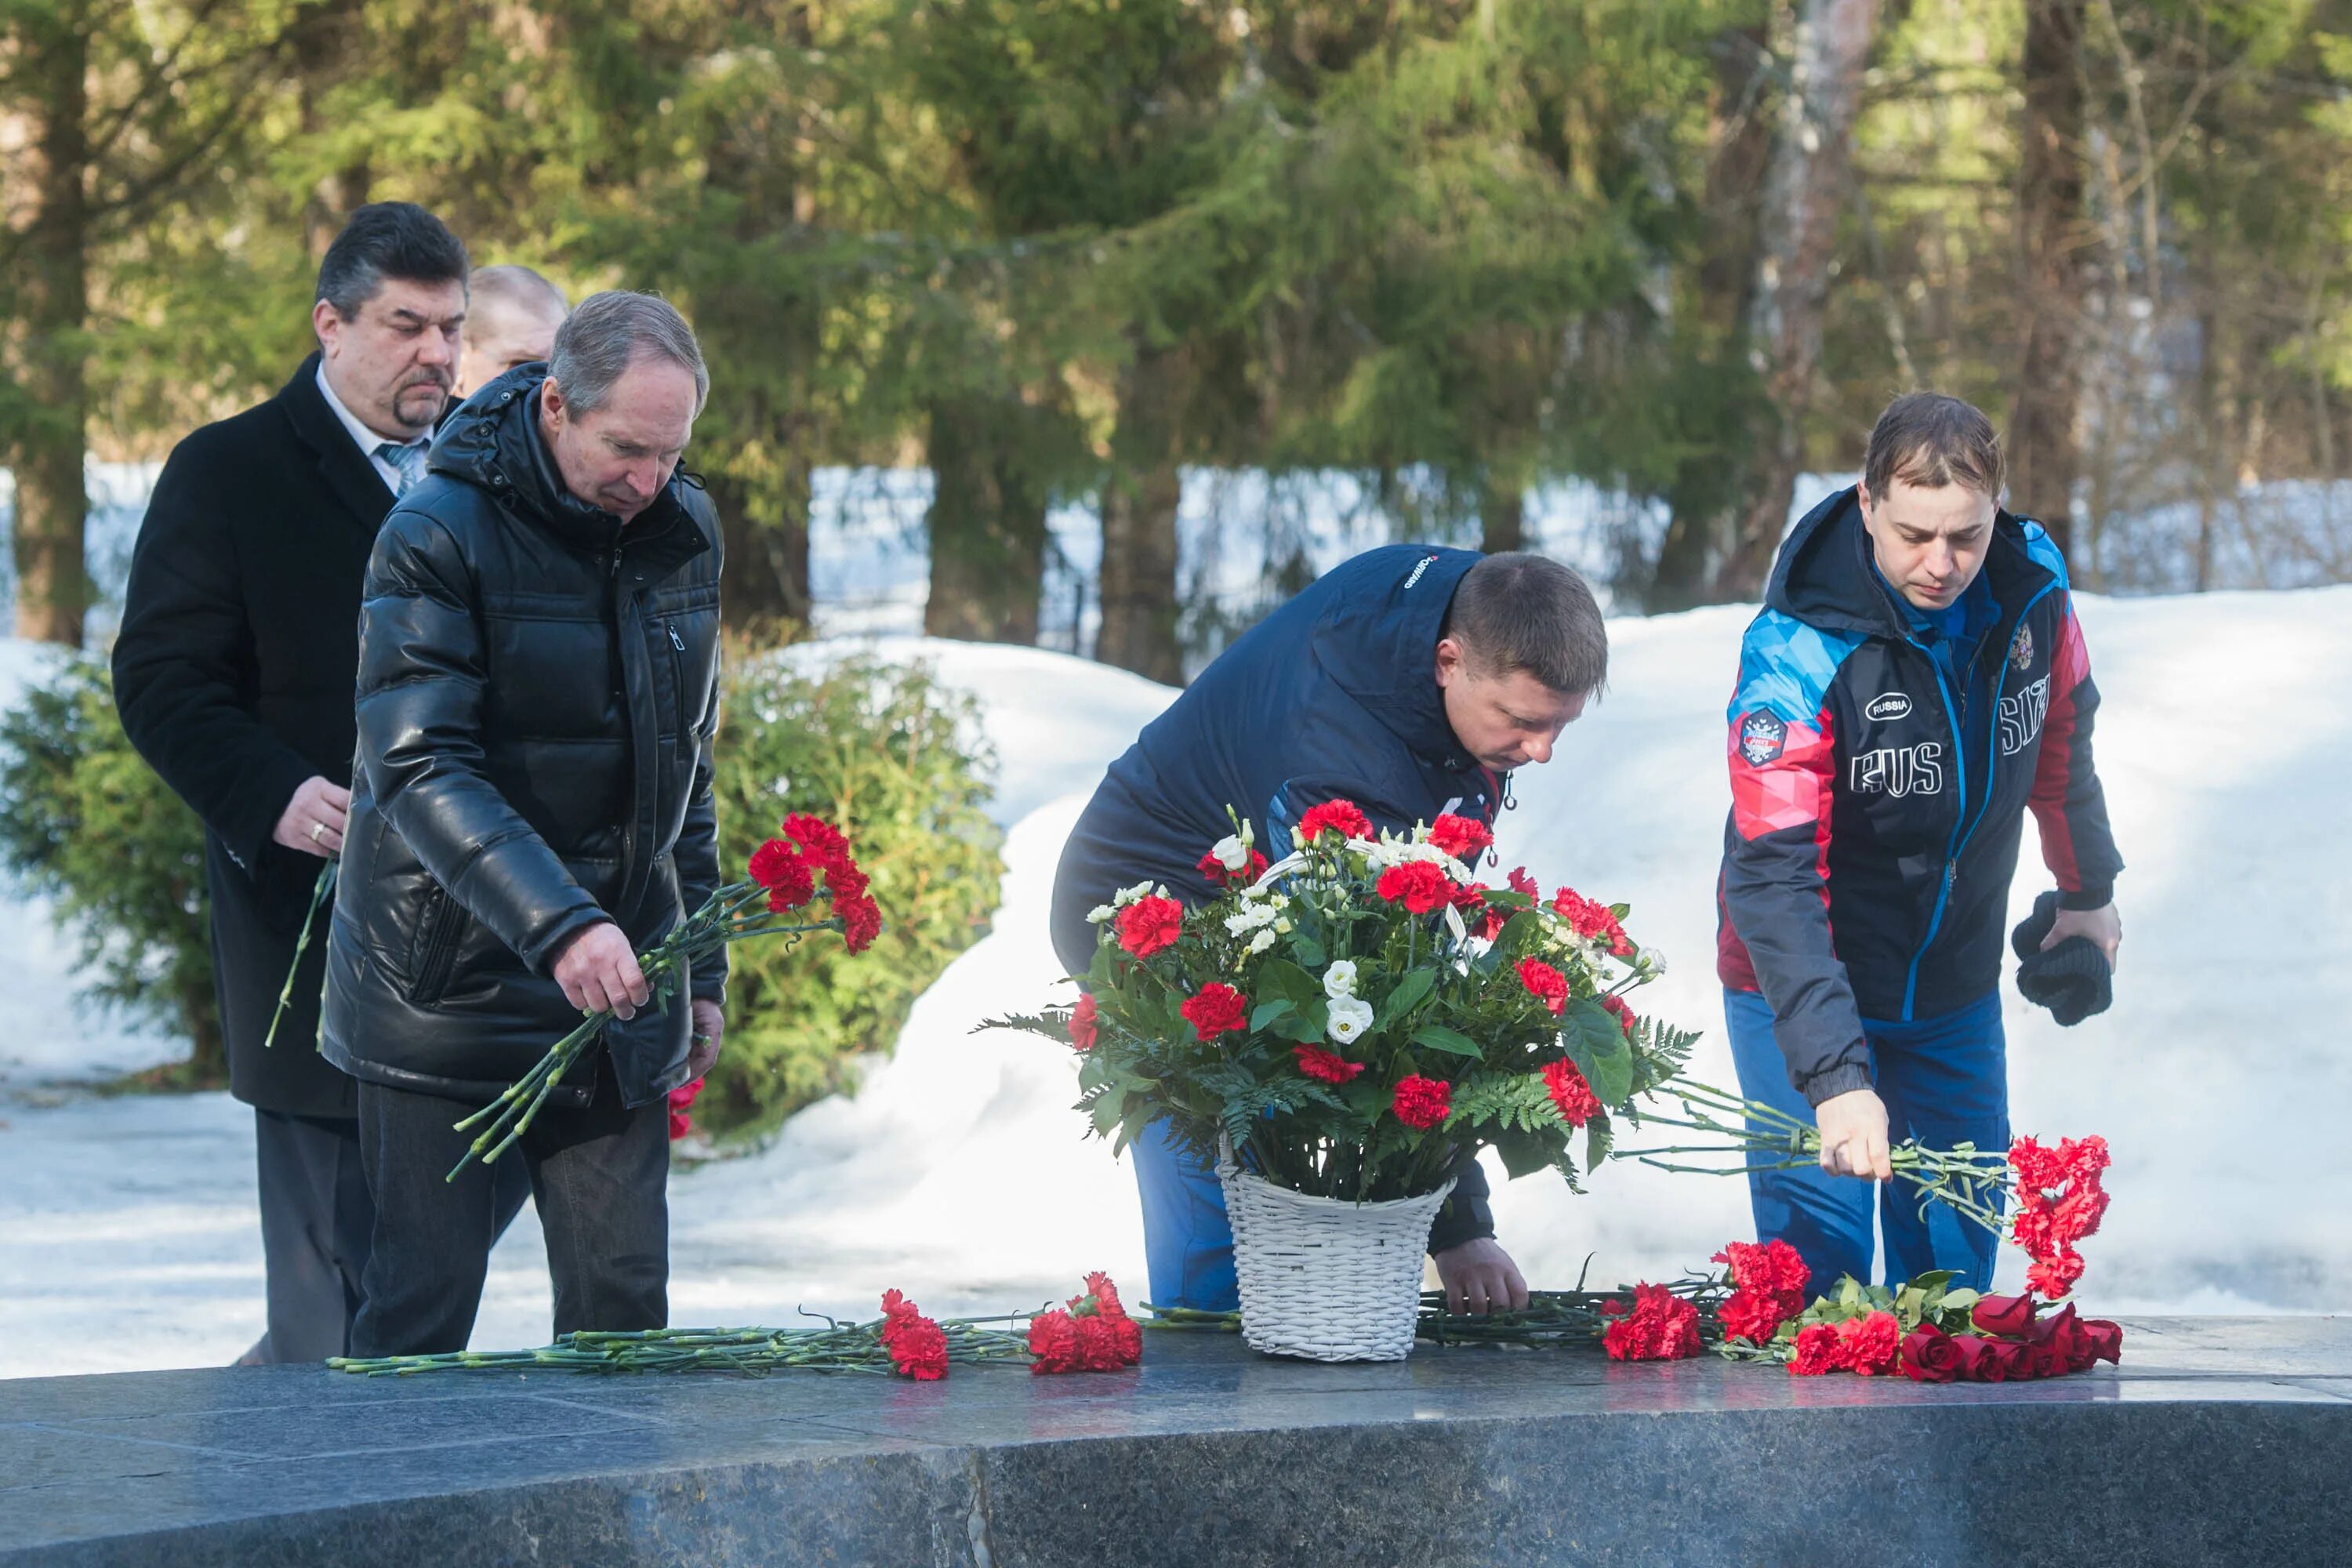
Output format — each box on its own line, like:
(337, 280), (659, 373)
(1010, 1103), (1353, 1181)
(1716, 488), (2122, 1105)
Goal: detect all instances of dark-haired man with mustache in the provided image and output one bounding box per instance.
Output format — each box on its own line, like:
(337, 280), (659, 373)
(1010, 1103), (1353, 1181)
(114, 202), (509, 1364)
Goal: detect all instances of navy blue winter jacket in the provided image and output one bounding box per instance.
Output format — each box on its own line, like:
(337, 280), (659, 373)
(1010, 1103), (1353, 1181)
(1716, 488), (2123, 1105)
(1051, 544), (1508, 1249)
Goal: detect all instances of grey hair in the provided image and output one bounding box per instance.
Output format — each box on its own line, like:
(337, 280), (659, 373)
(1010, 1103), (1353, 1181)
(547, 291), (708, 416)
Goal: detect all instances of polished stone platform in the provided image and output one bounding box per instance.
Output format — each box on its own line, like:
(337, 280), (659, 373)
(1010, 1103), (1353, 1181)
(3, 1316), (2347, 1566)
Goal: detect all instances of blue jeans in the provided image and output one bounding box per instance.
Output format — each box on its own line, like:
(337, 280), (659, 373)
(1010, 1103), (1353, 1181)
(1133, 1120), (1240, 1312)
(1723, 988), (2007, 1294)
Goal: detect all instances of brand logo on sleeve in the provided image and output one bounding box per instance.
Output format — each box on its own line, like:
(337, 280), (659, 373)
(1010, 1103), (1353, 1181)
(1403, 554), (1439, 590)
(1864, 692), (1914, 722)
(1737, 711), (1788, 766)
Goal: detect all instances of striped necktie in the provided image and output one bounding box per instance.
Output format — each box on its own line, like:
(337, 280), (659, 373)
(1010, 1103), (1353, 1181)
(375, 441), (429, 497)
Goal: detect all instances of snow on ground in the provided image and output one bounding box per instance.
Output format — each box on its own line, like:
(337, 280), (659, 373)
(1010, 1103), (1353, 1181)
(4, 586), (2349, 1376)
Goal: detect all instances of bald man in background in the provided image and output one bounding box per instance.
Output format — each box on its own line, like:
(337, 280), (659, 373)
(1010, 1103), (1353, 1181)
(456, 264), (570, 397)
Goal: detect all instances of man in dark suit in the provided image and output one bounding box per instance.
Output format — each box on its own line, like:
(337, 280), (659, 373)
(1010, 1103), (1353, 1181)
(111, 203), (514, 1363)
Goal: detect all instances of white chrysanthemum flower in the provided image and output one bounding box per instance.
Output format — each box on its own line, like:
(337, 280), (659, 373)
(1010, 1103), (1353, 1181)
(1323, 960), (1359, 998)
(1210, 833), (1250, 873)
(1327, 995), (1375, 1045)
(1247, 927), (1277, 955)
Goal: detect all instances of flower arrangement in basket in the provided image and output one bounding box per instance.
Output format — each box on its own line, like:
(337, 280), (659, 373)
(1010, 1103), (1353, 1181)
(999, 800), (1695, 1360)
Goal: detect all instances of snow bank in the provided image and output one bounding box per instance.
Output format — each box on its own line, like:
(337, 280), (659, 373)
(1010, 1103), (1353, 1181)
(4, 586), (2348, 1376)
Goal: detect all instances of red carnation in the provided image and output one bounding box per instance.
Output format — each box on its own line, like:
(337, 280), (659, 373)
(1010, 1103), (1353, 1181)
(1180, 982), (1250, 1042)
(2009, 1135), (2067, 1193)
(1550, 887), (1633, 956)
(1838, 1311), (1903, 1375)
(1296, 799), (1374, 843)
(836, 889), (883, 953)
(1601, 1283), (1702, 1362)
(1067, 993), (1099, 1053)
(1294, 1044), (1367, 1084)
(1027, 1309), (1080, 1374)
(1116, 895), (1185, 959)
(1599, 992), (1639, 1039)
(666, 1076), (704, 1141)
(1788, 1322), (1843, 1376)
(1428, 813), (1493, 862)
(878, 1289), (949, 1381)
(1517, 957), (1569, 1015)
(782, 813), (854, 877)
(748, 839), (815, 912)
(1392, 1074), (1452, 1130)
(1541, 1058), (1602, 1127)
(1375, 861), (1455, 914)
(1716, 1290), (1788, 1348)
(1507, 866), (1541, 898)
(1900, 1323), (1962, 1383)
(2025, 1245), (2085, 1301)
(1198, 847), (1270, 887)
(1712, 1239), (1809, 1329)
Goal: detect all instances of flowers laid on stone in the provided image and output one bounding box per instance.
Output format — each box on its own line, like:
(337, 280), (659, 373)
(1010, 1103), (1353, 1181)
(448, 815), (880, 1180)
(1002, 802), (1691, 1207)
(331, 1275), (1143, 1381)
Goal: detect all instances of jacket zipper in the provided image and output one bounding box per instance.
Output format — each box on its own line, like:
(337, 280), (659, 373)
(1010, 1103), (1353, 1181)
(411, 887), (464, 1003)
(1898, 580), (2059, 1018)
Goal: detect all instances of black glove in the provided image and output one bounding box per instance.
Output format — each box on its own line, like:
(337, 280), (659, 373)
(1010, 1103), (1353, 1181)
(2011, 890), (2113, 1027)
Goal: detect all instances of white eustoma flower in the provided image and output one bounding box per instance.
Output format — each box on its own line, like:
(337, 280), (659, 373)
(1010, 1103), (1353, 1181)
(1086, 904), (1118, 925)
(1639, 946), (1668, 976)
(1112, 880), (1156, 908)
(1210, 833), (1250, 873)
(1225, 901), (1279, 935)
(1323, 960), (1359, 999)
(1247, 927), (1277, 955)
(1327, 994), (1375, 1045)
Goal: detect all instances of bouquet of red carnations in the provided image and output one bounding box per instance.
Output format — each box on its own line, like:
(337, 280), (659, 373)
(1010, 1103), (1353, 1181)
(1000, 800), (1697, 1204)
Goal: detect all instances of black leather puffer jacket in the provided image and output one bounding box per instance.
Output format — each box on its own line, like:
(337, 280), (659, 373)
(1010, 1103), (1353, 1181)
(321, 365), (724, 1109)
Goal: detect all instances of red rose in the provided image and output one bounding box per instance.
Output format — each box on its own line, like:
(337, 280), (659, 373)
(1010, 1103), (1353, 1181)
(1971, 1293), (2037, 1338)
(1294, 1044), (1367, 1083)
(1599, 992), (1639, 1039)
(1116, 895), (1185, 958)
(1428, 813), (1494, 862)
(1068, 993), (1099, 1052)
(1180, 982), (1249, 1042)
(1900, 1323), (1961, 1382)
(748, 839), (815, 912)
(1374, 861), (1455, 913)
(1991, 1339), (2034, 1380)
(1517, 958), (1569, 1015)
(1541, 1058), (1602, 1127)
(2026, 1339), (2072, 1380)
(1949, 1334), (2005, 1382)
(1838, 1311), (1903, 1375)
(1788, 1322), (1843, 1376)
(1296, 799), (1374, 843)
(2079, 1319), (2124, 1367)
(1392, 1074), (1452, 1129)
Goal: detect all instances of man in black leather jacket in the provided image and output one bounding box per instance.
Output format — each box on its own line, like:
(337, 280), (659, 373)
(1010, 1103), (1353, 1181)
(322, 292), (727, 1356)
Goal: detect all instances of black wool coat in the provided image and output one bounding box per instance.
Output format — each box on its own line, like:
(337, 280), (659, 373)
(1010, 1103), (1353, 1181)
(319, 365), (726, 1111)
(113, 354), (422, 1117)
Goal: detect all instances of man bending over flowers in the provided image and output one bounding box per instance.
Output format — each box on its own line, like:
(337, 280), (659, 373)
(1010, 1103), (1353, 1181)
(1051, 547), (1609, 1315)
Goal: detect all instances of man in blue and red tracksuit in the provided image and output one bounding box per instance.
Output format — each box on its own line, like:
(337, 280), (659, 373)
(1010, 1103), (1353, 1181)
(1718, 393), (2124, 1294)
(1052, 546), (1611, 1316)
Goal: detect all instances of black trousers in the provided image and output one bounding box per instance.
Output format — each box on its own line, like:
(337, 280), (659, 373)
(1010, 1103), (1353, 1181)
(348, 1062), (669, 1358)
(250, 1107), (533, 1363)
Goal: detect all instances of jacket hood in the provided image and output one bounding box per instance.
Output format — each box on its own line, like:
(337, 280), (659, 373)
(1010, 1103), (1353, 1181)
(1767, 485), (2056, 640)
(1318, 546), (1481, 770)
(426, 364), (708, 561)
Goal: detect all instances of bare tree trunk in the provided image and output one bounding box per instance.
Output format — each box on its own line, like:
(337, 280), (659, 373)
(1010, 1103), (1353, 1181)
(1711, 0), (1881, 601)
(924, 396), (1047, 644)
(1478, 472), (1524, 554)
(9, 16), (91, 646)
(706, 455), (812, 637)
(1653, 24), (1773, 610)
(2010, 0), (2089, 564)
(1096, 343), (1185, 684)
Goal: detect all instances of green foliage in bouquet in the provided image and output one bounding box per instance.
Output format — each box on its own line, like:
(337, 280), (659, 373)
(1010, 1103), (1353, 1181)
(1000, 801), (1695, 1202)
(703, 649), (1003, 1140)
(0, 655), (221, 1082)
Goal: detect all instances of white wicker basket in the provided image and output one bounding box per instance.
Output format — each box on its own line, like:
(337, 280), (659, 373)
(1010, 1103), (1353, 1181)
(1216, 1140), (1456, 1363)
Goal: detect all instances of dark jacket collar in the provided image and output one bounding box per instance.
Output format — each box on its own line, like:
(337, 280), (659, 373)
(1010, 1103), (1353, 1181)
(1766, 485), (2055, 643)
(1319, 546), (1483, 772)
(426, 365), (711, 579)
(277, 350), (400, 531)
